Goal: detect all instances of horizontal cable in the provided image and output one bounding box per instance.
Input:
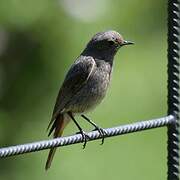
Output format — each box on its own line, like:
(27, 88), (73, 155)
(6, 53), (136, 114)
(0, 115), (175, 158)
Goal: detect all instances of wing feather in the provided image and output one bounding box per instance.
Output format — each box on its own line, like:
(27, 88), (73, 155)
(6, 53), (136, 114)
(47, 56), (96, 130)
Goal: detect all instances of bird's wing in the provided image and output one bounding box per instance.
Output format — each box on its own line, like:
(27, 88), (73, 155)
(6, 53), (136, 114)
(47, 56), (96, 130)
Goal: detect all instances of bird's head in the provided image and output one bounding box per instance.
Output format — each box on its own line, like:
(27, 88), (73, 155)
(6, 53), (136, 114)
(82, 30), (134, 61)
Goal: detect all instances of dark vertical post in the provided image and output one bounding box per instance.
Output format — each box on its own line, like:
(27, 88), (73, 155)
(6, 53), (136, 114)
(167, 0), (180, 179)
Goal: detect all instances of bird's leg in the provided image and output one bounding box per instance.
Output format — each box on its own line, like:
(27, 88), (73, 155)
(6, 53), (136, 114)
(67, 112), (90, 149)
(81, 114), (107, 145)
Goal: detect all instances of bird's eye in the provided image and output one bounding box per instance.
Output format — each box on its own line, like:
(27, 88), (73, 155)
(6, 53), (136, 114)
(108, 40), (115, 46)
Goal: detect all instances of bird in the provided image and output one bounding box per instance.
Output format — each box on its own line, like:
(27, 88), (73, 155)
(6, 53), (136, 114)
(45, 30), (134, 170)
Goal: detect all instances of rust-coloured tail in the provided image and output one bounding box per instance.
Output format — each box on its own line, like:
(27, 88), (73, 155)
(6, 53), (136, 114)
(45, 113), (66, 170)
(45, 147), (58, 170)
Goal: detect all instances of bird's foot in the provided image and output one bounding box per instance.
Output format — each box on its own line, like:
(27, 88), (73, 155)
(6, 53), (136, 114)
(93, 127), (107, 145)
(76, 130), (90, 149)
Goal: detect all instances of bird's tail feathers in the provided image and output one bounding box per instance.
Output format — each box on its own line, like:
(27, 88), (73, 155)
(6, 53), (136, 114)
(45, 113), (69, 170)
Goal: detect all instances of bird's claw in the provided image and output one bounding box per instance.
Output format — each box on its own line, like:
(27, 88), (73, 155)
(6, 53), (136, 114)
(93, 127), (107, 145)
(76, 130), (90, 149)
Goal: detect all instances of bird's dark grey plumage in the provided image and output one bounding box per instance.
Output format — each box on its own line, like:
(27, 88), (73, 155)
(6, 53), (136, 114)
(46, 30), (134, 170)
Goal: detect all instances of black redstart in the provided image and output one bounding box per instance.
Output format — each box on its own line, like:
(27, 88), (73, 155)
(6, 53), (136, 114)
(45, 30), (134, 170)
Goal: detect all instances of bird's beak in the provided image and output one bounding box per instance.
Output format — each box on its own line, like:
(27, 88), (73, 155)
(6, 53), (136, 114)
(122, 40), (134, 46)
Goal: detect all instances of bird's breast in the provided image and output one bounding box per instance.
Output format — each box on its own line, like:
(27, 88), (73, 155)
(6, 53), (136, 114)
(88, 63), (112, 96)
(67, 62), (112, 113)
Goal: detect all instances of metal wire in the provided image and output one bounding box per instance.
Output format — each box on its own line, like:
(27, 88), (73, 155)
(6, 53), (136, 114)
(167, 0), (180, 179)
(0, 115), (175, 158)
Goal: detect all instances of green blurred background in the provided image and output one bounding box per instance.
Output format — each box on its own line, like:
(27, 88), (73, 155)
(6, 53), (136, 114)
(0, 0), (167, 179)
